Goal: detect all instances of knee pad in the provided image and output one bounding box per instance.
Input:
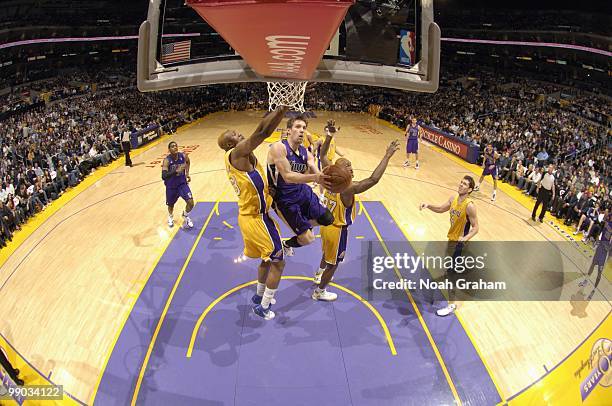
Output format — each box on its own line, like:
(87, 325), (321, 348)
(317, 209), (334, 226)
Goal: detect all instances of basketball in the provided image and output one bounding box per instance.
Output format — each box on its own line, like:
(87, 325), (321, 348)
(323, 164), (352, 193)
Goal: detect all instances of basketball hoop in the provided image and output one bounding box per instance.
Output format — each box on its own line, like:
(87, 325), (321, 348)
(267, 81), (308, 113)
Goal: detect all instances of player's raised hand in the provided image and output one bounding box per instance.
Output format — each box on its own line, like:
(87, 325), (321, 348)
(316, 172), (333, 190)
(386, 140), (400, 157)
(325, 119), (337, 135)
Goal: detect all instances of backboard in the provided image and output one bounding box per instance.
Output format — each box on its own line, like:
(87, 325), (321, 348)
(137, 0), (440, 93)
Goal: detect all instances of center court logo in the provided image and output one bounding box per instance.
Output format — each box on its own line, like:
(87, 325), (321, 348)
(580, 338), (611, 401)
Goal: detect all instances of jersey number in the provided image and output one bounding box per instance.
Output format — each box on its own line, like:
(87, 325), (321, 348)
(321, 195), (337, 212)
(229, 176), (241, 197)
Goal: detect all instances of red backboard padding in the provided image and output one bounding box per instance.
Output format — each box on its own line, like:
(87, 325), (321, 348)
(186, 0), (354, 80)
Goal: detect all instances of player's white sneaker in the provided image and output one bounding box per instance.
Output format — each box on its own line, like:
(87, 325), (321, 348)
(182, 213), (193, 229)
(282, 241), (294, 257)
(436, 304), (457, 317)
(491, 191), (496, 201)
(253, 304), (275, 320)
(314, 269), (325, 284)
(415, 162), (419, 170)
(168, 216), (174, 227)
(234, 253), (248, 263)
(403, 160), (410, 167)
(474, 185), (480, 192)
(312, 289), (338, 302)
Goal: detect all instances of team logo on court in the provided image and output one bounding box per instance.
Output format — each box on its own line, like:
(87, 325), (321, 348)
(580, 338), (611, 401)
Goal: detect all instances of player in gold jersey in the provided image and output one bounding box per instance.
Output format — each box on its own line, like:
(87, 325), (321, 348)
(217, 106), (288, 320)
(302, 130), (318, 152)
(419, 175), (480, 316)
(306, 129), (345, 171)
(314, 120), (399, 301)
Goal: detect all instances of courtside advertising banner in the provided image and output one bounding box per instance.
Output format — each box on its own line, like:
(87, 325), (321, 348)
(419, 125), (476, 162)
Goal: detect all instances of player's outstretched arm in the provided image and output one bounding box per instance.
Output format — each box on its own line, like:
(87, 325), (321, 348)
(306, 149), (321, 175)
(460, 202), (479, 242)
(232, 106), (289, 158)
(319, 120), (337, 169)
(419, 196), (453, 213)
(350, 140), (399, 194)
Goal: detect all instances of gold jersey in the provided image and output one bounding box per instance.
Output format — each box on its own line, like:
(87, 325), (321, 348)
(447, 195), (472, 241)
(224, 149), (272, 216)
(322, 189), (356, 227)
(303, 132), (318, 149)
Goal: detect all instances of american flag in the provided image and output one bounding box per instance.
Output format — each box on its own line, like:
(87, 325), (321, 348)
(161, 40), (191, 64)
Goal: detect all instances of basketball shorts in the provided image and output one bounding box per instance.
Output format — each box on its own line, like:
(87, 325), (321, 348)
(446, 240), (465, 274)
(593, 242), (609, 266)
(321, 225), (349, 265)
(482, 164), (498, 179)
(238, 212), (283, 262)
(274, 187), (328, 236)
(166, 183), (193, 206)
(406, 138), (419, 153)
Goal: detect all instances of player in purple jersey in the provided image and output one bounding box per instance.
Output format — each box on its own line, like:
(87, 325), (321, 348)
(474, 143), (500, 201)
(267, 115), (333, 254)
(579, 211), (611, 298)
(162, 141), (194, 229)
(403, 117), (420, 169)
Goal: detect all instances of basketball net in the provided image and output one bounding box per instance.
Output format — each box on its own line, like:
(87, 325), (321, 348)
(267, 81), (308, 113)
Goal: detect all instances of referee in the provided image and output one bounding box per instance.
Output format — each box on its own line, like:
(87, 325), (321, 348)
(121, 125), (133, 167)
(532, 164), (555, 223)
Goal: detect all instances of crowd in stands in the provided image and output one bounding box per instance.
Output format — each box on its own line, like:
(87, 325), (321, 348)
(437, 8), (609, 35)
(375, 76), (610, 243)
(0, 69), (609, 247)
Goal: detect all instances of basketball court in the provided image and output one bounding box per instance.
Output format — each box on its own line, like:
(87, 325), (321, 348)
(0, 0), (610, 405)
(0, 111), (609, 405)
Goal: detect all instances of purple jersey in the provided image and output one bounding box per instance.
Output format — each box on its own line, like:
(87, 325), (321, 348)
(600, 220), (612, 249)
(593, 220), (611, 266)
(407, 124), (419, 139)
(484, 148), (496, 166)
(268, 140), (310, 204)
(165, 152), (187, 188)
